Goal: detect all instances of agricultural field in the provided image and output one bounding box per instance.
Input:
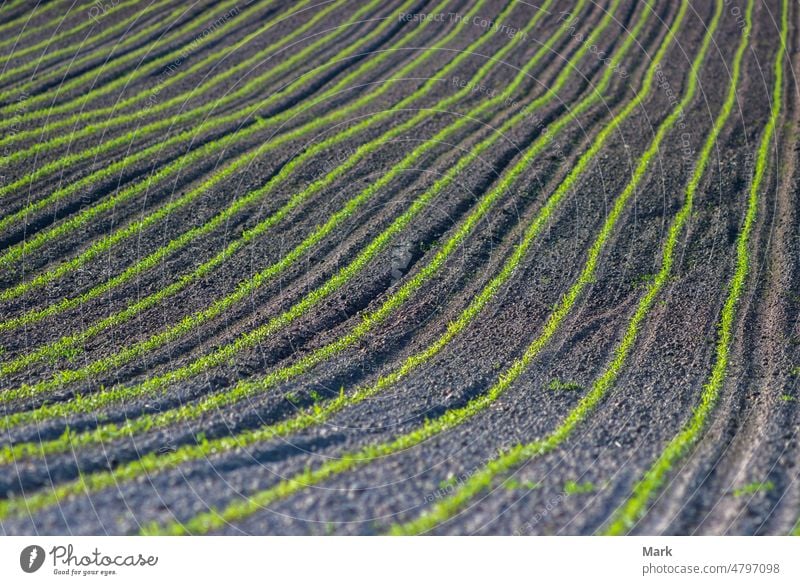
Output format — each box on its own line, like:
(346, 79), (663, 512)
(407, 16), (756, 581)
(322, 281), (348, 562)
(0, 0), (797, 536)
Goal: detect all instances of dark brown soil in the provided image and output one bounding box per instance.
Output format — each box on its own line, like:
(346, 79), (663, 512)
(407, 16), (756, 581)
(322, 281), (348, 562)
(0, 0), (796, 536)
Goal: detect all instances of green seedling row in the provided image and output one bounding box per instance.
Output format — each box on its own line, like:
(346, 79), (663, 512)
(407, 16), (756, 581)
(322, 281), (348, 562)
(0, 0), (381, 254)
(0, 0), (562, 418)
(0, 0), (451, 325)
(0, 0), (237, 104)
(0, 0), (317, 123)
(145, 0), (698, 536)
(1, 0), (632, 470)
(0, 0), (666, 523)
(604, 0), (785, 535)
(0, 0), (163, 82)
(395, 0), (756, 535)
(0, 0), (423, 207)
(0, 0), (436, 278)
(0, 0), (78, 49)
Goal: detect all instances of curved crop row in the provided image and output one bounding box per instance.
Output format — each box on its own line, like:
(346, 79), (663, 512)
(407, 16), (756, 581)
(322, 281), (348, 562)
(0, 0), (387, 265)
(0, 0), (341, 136)
(0, 0), (478, 305)
(138, 0), (707, 536)
(0, 0), (631, 506)
(0, 0), (166, 83)
(393, 0), (756, 536)
(602, 0), (788, 535)
(0, 0), (413, 205)
(0, 0), (571, 419)
(0, 0), (417, 212)
(0, 0), (378, 218)
(0, 0), (510, 324)
(0, 0), (610, 445)
(0, 0), (76, 51)
(0, 0), (455, 327)
(0, 0), (269, 139)
(0, 0), (232, 104)
(0, 0), (671, 522)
